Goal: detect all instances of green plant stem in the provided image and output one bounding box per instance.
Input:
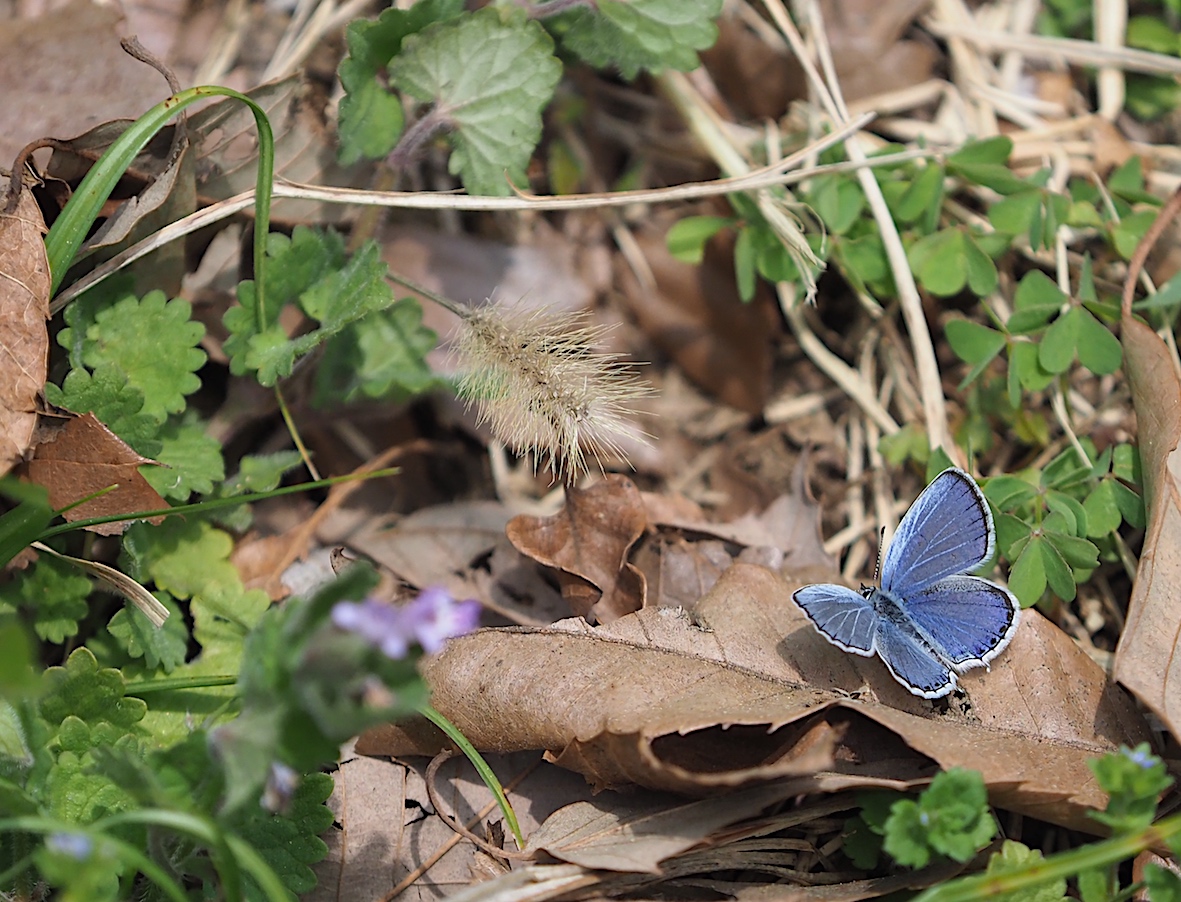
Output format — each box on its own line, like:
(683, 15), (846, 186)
(35, 467), (399, 541)
(913, 814), (1181, 902)
(385, 269), (469, 318)
(275, 385), (321, 481)
(125, 674), (237, 695)
(417, 703), (524, 849)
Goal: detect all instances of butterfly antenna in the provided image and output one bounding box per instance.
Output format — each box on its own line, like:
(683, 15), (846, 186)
(872, 525), (886, 584)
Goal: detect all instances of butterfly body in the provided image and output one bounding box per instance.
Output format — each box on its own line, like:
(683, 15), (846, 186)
(792, 468), (1021, 699)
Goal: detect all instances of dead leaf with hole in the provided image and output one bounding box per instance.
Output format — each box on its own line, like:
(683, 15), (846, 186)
(22, 413), (166, 535)
(189, 75), (365, 225)
(1112, 294), (1181, 735)
(507, 475), (648, 622)
(0, 187), (50, 477)
(618, 226), (775, 414)
(360, 562), (1150, 832)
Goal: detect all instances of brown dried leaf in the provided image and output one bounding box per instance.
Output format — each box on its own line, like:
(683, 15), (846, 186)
(528, 783), (825, 874)
(619, 228), (775, 414)
(652, 459), (838, 575)
(507, 475), (648, 621)
(359, 563), (1149, 831)
(1112, 304), (1181, 734)
(310, 751), (590, 902)
(22, 413), (166, 535)
(821, 0), (937, 102)
(0, 187), (49, 477)
(0, 1), (169, 166)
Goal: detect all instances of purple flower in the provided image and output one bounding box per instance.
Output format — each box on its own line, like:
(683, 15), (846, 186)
(46, 832), (92, 860)
(404, 586), (482, 654)
(1123, 746), (1156, 769)
(331, 587), (480, 659)
(331, 598), (412, 658)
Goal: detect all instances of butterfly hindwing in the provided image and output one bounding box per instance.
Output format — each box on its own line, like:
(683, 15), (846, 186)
(792, 584), (877, 655)
(882, 467), (995, 595)
(872, 593), (958, 698)
(904, 575), (1020, 670)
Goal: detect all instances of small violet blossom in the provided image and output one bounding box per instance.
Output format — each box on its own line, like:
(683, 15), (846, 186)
(45, 832), (93, 861)
(331, 587), (480, 660)
(1122, 745), (1156, 770)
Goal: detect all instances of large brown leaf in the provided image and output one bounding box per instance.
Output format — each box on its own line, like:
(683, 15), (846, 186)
(1112, 189), (1181, 735)
(0, 1), (168, 167)
(360, 563), (1149, 832)
(0, 186), (49, 476)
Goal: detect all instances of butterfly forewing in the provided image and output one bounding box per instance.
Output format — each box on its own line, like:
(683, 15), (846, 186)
(881, 468), (995, 595)
(904, 575), (1020, 669)
(792, 584), (877, 655)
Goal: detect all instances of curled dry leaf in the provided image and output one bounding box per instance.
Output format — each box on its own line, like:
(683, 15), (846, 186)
(507, 475), (648, 622)
(1112, 267), (1181, 736)
(360, 563), (1150, 832)
(0, 186), (50, 477)
(22, 412), (167, 535)
(47, 122), (195, 296)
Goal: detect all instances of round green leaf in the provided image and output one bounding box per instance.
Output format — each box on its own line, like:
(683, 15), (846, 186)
(946, 319), (1006, 366)
(734, 226), (757, 302)
(1075, 308), (1122, 374)
(911, 229), (967, 296)
(1007, 539), (1046, 606)
(1046, 531), (1100, 570)
(964, 234), (999, 296)
(1083, 480), (1122, 537)
(666, 216), (731, 264)
(1038, 536), (1076, 601)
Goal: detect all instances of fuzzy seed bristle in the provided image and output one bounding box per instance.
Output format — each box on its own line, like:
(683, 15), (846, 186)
(452, 305), (651, 483)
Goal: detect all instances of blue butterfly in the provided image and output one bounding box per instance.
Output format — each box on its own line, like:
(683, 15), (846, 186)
(792, 467), (1021, 699)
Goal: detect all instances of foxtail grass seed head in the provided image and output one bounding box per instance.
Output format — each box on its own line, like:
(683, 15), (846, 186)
(453, 305), (651, 483)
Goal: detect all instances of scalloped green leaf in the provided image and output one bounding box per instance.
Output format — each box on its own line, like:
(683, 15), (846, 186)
(45, 365), (161, 458)
(390, 8), (561, 195)
(75, 292), (206, 423)
(2, 556), (91, 644)
(314, 298), (444, 405)
(336, 0), (465, 164)
(40, 648), (146, 732)
(556, 0), (723, 80)
(141, 414), (226, 501)
(107, 592), (187, 672)
(230, 771), (335, 897)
